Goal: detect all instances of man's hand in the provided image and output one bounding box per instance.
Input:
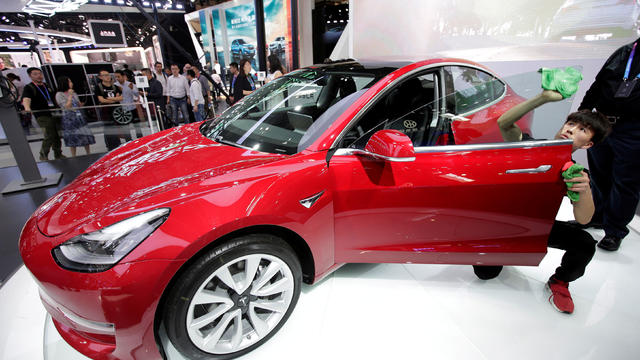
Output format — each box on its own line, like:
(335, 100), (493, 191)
(540, 90), (563, 102)
(567, 170), (595, 224)
(565, 170), (590, 194)
(193, 106), (197, 112)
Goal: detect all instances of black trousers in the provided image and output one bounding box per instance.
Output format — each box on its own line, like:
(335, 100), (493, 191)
(587, 120), (640, 239)
(547, 221), (596, 282)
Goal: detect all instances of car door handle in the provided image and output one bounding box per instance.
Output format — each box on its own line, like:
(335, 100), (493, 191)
(506, 165), (552, 174)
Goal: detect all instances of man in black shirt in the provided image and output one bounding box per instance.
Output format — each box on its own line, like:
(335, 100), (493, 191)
(21, 67), (64, 160)
(496, 89), (610, 314)
(94, 69), (129, 151)
(578, 38), (640, 251)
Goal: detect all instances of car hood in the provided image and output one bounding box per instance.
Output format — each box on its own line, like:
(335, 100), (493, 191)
(35, 123), (285, 237)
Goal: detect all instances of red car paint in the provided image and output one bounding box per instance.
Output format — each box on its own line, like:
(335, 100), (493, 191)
(20, 58), (567, 360)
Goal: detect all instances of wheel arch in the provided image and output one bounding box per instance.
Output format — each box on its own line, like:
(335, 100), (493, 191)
(153, 224), (315, 353)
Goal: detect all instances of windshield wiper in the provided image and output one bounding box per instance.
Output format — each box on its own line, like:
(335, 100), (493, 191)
(215, 136), (255, 151)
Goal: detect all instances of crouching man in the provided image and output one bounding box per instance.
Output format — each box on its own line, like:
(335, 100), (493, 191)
(490, 89), (610, 314)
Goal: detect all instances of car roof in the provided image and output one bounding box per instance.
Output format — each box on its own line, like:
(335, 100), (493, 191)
(310, 55), (462, 71)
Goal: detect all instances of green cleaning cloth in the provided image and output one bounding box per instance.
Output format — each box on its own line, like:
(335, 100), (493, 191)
(562, 162), (585, 202)
(540, 67), (583, 99)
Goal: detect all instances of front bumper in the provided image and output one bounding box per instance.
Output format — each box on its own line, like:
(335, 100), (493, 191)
(20, 217), (185, 360)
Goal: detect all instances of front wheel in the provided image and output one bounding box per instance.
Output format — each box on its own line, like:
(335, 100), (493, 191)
(163, 234), (302, 359)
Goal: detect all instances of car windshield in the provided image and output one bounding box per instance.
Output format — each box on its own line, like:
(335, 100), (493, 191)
(200, 67), (389, 154)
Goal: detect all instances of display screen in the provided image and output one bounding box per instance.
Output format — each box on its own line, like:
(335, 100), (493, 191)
(88, 20), (127, 48)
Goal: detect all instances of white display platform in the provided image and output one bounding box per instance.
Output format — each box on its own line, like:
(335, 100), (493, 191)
(2, 200), (640, 360)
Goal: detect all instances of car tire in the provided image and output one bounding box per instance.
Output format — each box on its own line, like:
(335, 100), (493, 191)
(112, 106), (133, 125)
(163, 234), (302, 359)
(473, 265), (503, 280)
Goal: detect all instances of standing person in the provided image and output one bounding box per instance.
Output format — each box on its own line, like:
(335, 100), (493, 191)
(232, 59), (255, 105)
(55, 76), (95, 157)
(166, 64), (190, 126)
(21, 67), (64, 160)
(139, 68), (164, 128)
(186, 69), (205, 122)
(154, 62), (168, 107)
(266, 54), (285, 82)
(6, 73), (24, 99)
(183, 63), (192, 75)
(210, 69), (229, 104)
(7, 73), (31, 134)
(228, 62), (239, 98)
(496, 89), (611, 314)
(578, 38), (640, 251)
(115, 70), (139, 122)
(94, 69), (129, 151)
(214, 60), (225, 89)
(193, 66), (212, 116)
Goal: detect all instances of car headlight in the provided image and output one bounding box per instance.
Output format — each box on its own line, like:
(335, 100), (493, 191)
(52, 208), (170, 273)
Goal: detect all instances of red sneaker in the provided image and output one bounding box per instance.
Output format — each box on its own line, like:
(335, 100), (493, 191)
(545, 277), (574, 314)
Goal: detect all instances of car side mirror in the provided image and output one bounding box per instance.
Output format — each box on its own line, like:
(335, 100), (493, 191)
(362, 129), (416, 162)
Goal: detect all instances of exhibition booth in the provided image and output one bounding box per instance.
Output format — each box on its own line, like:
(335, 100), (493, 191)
(1, 0), (640, 359)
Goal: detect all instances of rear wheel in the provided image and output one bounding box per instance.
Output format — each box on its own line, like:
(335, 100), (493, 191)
(163, 234), (302, 359)
(473, 265), (503, 280)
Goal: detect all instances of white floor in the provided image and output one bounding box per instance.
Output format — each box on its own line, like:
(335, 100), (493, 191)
(2, 200), (640, 360)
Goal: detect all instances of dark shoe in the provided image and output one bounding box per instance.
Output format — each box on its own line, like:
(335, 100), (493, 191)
(38, 152), (48, 161)
(567, 220), (603, 229)
(597, 235), (622, 251)
(546, 276), (574, 314)
(54, 154), (67, 160)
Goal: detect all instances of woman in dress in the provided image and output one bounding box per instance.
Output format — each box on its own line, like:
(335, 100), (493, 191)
(55, 76), (96, 157)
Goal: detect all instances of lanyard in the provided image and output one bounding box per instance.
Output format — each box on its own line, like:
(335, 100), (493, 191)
(623, 42), (640, 81)
(33, 82), (52, 102)
(247, 76), (255, 90)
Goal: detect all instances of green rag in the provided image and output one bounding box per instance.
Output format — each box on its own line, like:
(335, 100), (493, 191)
(562, 163), (585, 202)
(540, 67), (583, 99)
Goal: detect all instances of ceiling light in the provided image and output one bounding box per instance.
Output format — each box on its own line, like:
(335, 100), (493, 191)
(23, 0), (89, 17)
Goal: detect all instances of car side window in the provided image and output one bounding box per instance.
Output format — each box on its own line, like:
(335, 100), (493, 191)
(343, 72), (441, 149)
(445, 66), (505, 115)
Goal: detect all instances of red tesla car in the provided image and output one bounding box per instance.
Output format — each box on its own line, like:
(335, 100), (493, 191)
(20, 58), (571, 360)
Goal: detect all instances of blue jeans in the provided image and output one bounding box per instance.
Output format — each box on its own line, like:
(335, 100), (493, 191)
(169, 97), (189, 126)
(194, 104), (205, 122)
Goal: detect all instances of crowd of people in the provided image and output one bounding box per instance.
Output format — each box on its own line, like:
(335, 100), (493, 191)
(12, 55), (287, 159)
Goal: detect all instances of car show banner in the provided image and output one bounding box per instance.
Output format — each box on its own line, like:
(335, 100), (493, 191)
(225, 3), (259, 69)
(263, 0), (293, 72)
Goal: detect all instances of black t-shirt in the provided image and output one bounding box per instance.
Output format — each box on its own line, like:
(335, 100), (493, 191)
(95, 82), (121, 104)
(22, 82), (56, 112)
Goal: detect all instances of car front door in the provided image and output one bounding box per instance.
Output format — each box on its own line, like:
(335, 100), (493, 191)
(329, 66), (572, 266)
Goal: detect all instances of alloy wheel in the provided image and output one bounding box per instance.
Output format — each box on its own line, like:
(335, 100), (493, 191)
(185, 254), (295, 354)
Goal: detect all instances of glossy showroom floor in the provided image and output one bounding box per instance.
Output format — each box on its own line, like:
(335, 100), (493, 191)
(0, 199), (639, 360)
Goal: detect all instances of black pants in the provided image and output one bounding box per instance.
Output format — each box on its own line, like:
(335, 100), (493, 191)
(35, 115), (62, 157)
(547, 221), (596, 282)
(587, 120), (640, 239)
